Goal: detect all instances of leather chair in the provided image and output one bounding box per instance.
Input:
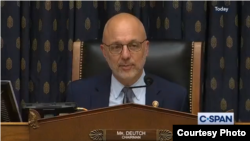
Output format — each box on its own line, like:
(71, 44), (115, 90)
(71, 40), (203, 115)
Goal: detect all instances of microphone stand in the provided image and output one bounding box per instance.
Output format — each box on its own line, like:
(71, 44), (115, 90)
(128, 76), (153, 89)
(129, 85), (147, 89)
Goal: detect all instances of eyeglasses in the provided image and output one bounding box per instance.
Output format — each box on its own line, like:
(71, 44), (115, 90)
(102, 39), (147, 55)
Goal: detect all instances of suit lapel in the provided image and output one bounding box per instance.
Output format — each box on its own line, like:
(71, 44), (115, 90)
(145, 74), (163, 108)
(90, 71), (111, 109)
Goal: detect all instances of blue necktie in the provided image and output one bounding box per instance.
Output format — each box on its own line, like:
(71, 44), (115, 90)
(122, 87), (134, 103)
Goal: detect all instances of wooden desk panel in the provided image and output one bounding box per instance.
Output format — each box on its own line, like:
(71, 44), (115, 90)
(1, 122), (29, 141)
(0, 113), (250, 141)
(235, 122), (250, 125)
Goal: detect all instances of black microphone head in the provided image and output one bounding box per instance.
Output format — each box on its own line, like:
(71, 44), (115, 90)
(144, 75), (153, 86)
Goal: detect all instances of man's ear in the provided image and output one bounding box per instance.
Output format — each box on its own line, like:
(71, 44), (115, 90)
(100, 44), (107, 58)
(145, 40), (149, 56)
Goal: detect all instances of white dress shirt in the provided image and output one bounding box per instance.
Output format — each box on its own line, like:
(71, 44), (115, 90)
(109, 70), (146, 106)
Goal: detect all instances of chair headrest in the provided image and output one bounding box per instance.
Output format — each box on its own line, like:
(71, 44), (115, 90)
(81, 39), (193, 89)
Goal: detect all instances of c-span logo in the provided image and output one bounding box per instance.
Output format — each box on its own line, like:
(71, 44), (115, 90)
(198, 112), (234, 125)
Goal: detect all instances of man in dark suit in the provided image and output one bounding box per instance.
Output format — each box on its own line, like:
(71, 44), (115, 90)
(66, 13), (189, 112)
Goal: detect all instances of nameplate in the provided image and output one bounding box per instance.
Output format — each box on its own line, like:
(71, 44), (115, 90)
(89, 129), (172, 141)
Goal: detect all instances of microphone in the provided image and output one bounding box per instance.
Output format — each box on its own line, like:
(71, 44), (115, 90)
(129, 75), (154, 89)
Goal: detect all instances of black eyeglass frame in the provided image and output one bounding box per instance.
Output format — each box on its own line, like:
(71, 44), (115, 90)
(102, 39), (147, 54)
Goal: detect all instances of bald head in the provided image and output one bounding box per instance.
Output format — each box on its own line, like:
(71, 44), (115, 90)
(100, 13), (149, 86)
(102, 13), (147, 44)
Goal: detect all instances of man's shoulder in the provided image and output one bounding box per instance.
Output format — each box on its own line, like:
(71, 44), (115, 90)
(148, 73), (187, 94)
(69, 71), (111, 88)
(70, 75), (99, 87)
(66, 70), (111, 103)
(148, 73), (189, 112)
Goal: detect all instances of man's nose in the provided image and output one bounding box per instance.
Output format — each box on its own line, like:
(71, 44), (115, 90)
(121, 45), (131, 59)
